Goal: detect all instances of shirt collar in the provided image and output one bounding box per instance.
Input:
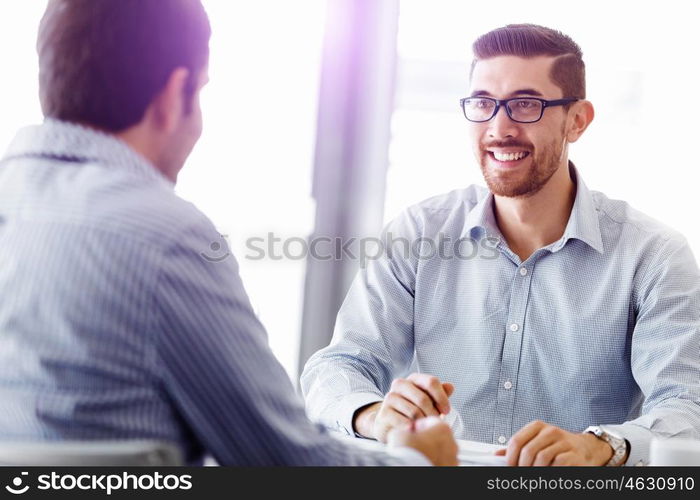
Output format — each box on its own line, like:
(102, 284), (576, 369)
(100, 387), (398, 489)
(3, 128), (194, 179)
(2, 118), (171, 186)
(462, 188), (501, 241)
(463, 162), (604, 254)
(558, 162), (604, 254)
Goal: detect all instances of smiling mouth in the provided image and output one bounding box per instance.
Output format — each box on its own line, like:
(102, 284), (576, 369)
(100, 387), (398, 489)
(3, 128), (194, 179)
(488, 151), (530, 162)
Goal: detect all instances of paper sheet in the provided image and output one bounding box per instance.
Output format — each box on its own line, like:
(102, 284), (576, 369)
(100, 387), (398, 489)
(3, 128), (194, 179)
(457, 439), (507, 466)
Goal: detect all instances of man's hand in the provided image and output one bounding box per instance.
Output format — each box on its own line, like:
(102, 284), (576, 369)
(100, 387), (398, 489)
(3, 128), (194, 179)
(388, 416), (458, 466)
(353, 373), (454, 442)
(494, 420), (616, 466)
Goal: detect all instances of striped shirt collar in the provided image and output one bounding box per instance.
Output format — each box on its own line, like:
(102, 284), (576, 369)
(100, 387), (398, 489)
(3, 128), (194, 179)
(463, 161), (604, 254)
(2, 118), (171, 186)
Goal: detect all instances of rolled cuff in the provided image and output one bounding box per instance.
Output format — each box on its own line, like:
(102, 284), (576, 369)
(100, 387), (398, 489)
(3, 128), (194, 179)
(336, 391), (384, 437)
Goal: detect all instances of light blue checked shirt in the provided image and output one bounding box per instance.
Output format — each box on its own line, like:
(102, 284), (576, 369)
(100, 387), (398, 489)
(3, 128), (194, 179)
(0, 119), (426, 466)
(301, 163), (700, 466)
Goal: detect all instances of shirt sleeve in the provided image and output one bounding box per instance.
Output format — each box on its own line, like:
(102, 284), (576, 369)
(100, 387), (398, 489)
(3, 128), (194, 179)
(300, 210), (420, 435)
(152, 218), (422, 465)
(604, 235), (700, 466)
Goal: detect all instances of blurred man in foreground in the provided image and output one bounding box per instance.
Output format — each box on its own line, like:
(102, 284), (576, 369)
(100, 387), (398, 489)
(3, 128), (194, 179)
(0, 0), (457, 466)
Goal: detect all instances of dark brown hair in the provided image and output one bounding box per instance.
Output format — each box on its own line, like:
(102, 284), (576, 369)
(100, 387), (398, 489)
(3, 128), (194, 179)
(471, 24), (585, 99)
(37, 0), (211, 131)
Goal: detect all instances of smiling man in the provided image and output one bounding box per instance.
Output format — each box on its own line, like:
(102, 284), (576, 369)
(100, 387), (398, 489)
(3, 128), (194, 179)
(301, 24), (700, 466)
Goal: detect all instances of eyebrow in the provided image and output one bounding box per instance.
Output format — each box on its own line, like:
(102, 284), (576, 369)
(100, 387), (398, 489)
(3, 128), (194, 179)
(470, 88), (545, 98)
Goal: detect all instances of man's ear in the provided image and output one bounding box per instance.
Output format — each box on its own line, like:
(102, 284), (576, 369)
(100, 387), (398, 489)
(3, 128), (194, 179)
(566, 100), (594, 143)
(150, 67), (190, 133)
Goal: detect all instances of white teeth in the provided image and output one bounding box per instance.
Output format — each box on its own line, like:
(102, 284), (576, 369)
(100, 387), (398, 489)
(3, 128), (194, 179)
(493, 151), (528, 162)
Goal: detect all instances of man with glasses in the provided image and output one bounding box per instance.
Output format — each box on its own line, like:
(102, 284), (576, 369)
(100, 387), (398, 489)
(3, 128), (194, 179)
(302, 24), (700, 466)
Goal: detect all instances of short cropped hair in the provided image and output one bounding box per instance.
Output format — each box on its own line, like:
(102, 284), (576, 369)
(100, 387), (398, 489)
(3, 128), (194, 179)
(38, 0), (211, 131)
(471, 24), (585, 99)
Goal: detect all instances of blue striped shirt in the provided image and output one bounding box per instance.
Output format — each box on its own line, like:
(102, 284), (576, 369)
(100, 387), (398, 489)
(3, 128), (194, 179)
(301, 163), (700, 466)
(0, 119), (425, 465)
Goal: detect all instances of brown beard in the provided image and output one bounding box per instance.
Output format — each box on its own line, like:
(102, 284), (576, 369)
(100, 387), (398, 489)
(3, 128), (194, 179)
(479, 132), (565, 198)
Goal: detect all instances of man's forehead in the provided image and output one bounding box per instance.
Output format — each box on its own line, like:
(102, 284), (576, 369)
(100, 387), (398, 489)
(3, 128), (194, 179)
(469, 55), (562, 98)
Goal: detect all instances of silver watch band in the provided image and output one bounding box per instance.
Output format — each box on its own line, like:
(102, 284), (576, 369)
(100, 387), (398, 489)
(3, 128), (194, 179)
(584, 425), (628, 466)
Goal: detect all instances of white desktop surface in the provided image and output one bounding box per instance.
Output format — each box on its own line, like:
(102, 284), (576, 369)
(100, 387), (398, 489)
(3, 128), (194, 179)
(334, 433), (507, 466)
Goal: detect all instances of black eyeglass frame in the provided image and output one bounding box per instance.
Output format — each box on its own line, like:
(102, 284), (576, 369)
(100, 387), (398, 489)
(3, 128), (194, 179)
(459, 97), (580, 123)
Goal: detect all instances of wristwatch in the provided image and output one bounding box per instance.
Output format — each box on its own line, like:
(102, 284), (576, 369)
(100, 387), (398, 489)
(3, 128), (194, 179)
(584, 425), (629, 466)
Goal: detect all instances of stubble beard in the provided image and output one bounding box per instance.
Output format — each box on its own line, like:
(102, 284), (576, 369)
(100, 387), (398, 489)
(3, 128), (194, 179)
(479, 130), (566, 198)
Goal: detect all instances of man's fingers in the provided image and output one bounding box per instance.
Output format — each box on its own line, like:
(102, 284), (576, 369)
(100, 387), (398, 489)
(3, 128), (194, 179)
(390, 378), (441, 417)
(552, 451), (576, 466)
(505, 420), (547, 466)
(382, 410), (413, 430)
(532, 442), (567, 467)
(405, 373), (451, 414)
(384, 392), (427, 420)
(442, 382), (455, 398)
(374, 405), (413, 442)
(516, 429), (560, 466)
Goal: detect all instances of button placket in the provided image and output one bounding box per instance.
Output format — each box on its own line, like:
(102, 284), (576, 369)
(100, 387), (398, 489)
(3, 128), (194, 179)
(493, 261), (535, 444)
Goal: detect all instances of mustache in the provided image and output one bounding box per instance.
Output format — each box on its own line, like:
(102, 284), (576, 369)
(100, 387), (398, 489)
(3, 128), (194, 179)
(481, 140), (533, 151)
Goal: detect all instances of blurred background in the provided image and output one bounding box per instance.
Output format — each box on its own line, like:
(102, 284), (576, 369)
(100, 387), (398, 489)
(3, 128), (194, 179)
(2, 0), (698, 382)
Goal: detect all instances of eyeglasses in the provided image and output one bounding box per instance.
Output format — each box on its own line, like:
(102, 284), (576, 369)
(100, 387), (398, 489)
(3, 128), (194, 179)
(459, 97), (579, 123)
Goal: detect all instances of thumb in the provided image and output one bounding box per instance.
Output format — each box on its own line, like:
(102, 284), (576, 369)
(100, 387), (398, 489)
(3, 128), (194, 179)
(442, 382), (455, 397)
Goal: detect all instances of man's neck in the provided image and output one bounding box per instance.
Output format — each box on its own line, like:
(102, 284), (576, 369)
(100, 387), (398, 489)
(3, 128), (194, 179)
(492, 162), (576, 263)
(116, 125), (177, 183)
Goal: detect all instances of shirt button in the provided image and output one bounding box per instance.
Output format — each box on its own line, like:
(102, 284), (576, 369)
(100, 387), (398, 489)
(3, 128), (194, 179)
(503, 380), (513, 390)
(509, 323), (519, 332)
(498, 435), (507, 444)
(519, 267), (528, 276)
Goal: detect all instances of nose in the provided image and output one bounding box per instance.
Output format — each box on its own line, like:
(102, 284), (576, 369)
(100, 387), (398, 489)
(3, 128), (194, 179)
(487, 104), (520, 140)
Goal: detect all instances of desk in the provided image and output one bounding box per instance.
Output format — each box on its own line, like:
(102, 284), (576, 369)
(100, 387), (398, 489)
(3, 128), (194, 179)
(334, 433), (507, 466)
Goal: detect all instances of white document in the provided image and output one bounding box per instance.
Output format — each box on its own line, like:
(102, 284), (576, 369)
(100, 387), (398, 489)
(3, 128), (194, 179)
(443, 409), (507, 465)
(332, 428), (508, 466)
(457, 439), (507, 466)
